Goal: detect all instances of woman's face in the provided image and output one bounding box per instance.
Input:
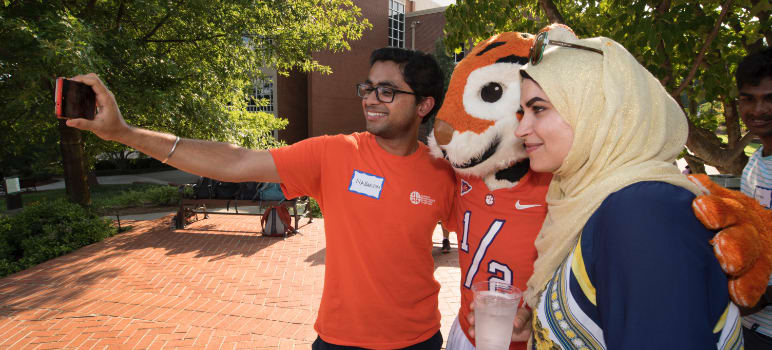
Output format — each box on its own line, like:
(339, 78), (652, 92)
(516, 78), (574, 173)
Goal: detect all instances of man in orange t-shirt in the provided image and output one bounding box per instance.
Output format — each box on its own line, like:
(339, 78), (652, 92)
(272, 132), (454, 348)
(66, 47), (454, 349)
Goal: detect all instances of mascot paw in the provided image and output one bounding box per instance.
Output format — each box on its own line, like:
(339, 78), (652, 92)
(710, 224), (760, 276)
(729, 254), (772, 308)
(687, 174), (772, 308)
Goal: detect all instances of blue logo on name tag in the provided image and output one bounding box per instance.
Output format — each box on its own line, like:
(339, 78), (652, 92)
(348, 170), (385, 199)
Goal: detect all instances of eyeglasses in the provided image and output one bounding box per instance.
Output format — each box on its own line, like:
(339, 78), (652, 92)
(356, 83), (417, 103)
(528, 31), (603, 66)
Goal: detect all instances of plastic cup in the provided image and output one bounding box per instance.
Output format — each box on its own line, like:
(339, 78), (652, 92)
(472, 280), (522, 350)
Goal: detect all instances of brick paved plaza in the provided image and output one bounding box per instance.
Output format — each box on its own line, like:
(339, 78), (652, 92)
(0, 215), (461, 349)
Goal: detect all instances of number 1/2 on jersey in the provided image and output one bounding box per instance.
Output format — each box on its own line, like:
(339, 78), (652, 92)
(461, 211), (513, 289)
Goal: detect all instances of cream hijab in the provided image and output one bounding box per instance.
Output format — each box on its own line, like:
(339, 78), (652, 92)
(521, 37), (701, 308)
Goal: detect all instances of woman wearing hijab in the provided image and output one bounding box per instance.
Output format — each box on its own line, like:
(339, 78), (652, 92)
(517, 34), (744, 349)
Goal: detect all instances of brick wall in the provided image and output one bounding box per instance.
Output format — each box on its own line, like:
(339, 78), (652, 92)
(405, 7), (446, 54)
(276, 70), (308, 144)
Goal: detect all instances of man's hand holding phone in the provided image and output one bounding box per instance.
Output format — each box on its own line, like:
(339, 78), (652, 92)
(62, 74), (132, 142)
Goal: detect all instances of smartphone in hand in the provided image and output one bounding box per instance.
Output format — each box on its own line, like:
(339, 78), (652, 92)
(55, 77), (96, 120)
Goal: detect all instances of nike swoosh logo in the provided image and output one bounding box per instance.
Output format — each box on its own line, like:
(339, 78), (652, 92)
(515, 200), (541, 210)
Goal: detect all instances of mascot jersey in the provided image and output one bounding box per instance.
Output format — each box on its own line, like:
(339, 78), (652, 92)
(446, 170), (552, 350)
(270, 132), (455, 349)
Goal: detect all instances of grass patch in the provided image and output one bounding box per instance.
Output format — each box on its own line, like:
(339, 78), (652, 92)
(717, 135), (760, 156)
(0, 183), (186, 214)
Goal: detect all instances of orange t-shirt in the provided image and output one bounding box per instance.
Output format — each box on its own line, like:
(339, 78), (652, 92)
(270, 132), (456, 349)
(447, 171), (551, 350)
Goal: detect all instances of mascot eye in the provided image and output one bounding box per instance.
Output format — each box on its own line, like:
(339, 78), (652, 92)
(480, 82), (503, 103)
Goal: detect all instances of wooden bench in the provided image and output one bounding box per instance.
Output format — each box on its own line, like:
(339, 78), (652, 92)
(175, 196), (309, 231)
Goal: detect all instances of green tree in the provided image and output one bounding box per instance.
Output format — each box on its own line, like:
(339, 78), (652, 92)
(433, 38), (456, 92)
(444, 0), (770, 175)
(0, 0), (370, 204)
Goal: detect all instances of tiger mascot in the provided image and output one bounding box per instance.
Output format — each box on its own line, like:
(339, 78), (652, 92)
(428, 24), (771, 350)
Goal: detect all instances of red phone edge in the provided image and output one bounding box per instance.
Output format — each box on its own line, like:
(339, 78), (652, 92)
(55, 77), (64, 118)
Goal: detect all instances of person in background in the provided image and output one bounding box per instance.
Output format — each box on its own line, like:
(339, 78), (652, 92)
(440, 222), (452, 253)
(735, 46), (772, 349)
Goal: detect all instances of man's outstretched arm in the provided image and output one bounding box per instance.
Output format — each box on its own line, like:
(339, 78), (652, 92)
(66, 73), (281, 184)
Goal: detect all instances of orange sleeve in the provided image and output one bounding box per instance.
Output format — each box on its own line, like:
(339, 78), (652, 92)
(443, 192), (461, 233)
(269, 136), (327, 200)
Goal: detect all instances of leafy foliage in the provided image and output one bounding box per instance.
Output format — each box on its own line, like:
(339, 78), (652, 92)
(0, 0), (370, 176)
(98, 185), (182, 209)
(444, 0), (770, 174)
(0, 183), (189, 214)
(433, 38), (456, 92)
(307, 197), (323, 218)
(0, 199), (117, 277)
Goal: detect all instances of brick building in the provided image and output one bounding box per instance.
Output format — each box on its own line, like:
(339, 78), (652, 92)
(256, 0), (451, 144)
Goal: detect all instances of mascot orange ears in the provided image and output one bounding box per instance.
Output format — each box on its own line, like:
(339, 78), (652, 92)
(689, 174), (772, 307)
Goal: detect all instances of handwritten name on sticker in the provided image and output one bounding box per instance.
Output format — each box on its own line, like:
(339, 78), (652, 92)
(349, 170), (385, 199)
(754, 185), (771, 209)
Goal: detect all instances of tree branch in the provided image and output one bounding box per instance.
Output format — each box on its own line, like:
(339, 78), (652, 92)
(671, 0), (733, 98)
(140, 0), (185, 42)
(143, 34), (227, 43)
(729, 132), (756, 158)
(538, 0), (565, 24)
(723, 99), (742, 144)
(114, 0), (125, 31)
(683, 153), (707, 174)
(654, 0), (674, 87)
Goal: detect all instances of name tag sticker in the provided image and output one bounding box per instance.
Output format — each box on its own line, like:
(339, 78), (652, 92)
(349, 170), (385, 199)
(754, 185), (772, 209)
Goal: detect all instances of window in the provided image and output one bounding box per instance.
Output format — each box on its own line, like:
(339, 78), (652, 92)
(242, 35), (274, 56)
(247, 79), (274, 114)
(388, 0), (405, 48)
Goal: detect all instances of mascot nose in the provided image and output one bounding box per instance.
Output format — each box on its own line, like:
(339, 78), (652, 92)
(433, 119), (455, 146)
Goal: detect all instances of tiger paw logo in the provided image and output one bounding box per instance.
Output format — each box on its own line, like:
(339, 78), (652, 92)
(410, 191), (436, 205)
(460, 179), (473, 196)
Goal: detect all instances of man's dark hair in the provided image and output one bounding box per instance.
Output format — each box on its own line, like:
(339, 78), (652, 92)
(370, 47), (444, 122)
(735, 47), (772, 90)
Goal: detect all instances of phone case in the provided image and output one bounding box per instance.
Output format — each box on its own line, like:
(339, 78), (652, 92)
(55, 77), (96, 120)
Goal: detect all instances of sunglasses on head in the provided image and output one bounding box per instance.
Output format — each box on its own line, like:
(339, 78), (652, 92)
(528, 31), (603, 65)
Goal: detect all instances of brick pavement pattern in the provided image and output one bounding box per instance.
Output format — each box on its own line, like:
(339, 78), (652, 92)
(0, 214), (461, 349)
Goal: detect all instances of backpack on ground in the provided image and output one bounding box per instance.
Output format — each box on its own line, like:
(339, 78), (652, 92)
(260, 204), (294, 237)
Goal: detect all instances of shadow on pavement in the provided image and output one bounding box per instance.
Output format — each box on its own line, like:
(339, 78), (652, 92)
(0, 248), (124, 316)
(107, 218), (284, 262)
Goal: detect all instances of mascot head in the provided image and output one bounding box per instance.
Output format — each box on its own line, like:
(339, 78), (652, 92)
(428, 24), (576, 190)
